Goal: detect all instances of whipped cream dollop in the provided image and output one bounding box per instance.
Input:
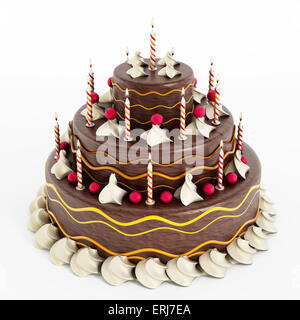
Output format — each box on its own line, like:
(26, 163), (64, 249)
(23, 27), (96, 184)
(81, 104), (105, 121)
(157, 51), (179, 67)
(70, 247), (103, 277)
(51, 150), (72, 180)
(101, 255), (135, 286)
(29, 195), (46, 215)
(225, 150), (250, 180)
(50, 237), (78, 266)
(127, 51), (147, 67)
(186, 116), (215, 138)
(256, 211), (277, 233)
(199, 248), (232, 278)
(96, 119), (123, 138)
(98, 173), (127, 205)
(127, 63), (148, 79)
(205, 101), (229, 120)
(61, 122), (72, 143)
(166, 256), (203, 286)
(158, 63), (181, 79)
(227, 238), (256, 265)
(193, 88), (206, 104)
(135, 258), (169, 289)
(34, 223), (61, 250)
(259, 189), (276, 214)
(244, 225), (269, 251)
(37, 184), (47, 197)
(28, 208), (50, 232)
(99, 89), (114, 103)
(140, 125), (171, 147)
(174, 173), (203, 206)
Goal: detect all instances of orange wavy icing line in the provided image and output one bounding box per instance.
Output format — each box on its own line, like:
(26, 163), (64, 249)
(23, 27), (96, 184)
(112, 92), (194, 110)
(46, 199), (260, 259)
(112, 80), (194, 96)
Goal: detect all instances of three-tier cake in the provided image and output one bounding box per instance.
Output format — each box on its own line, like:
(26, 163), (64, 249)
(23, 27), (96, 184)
(28, 25), (277, 288)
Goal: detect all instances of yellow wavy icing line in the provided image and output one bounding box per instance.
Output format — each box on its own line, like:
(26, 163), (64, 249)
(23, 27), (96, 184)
(79, 147), (234, 181)
(47, 190), (259, 236)
(46, 182), (260, 227)
(112, 81), (194, 96)
(112, 92), (194, 110)
(71, 130), (236, 166)
(46, 202), (260, 259)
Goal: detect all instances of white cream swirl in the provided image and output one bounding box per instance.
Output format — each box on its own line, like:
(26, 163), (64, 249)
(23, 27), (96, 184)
(166, 256), (202, 286)
(101, 255), (135, 286)
(70, 247), (103, 277)
(193, 88), (205, 104)
(99, 89), (113, 103)
(96, 119), (123, 138)
(50, 237), (78, 266)
(81, 104), (105, 121)
(158, 62), (181, 79)
(98, 174), (127, 205)
(227, 238), (256, 265)
(174, 173), (203, 206)
(135, 258), (169, 289)
(244, 225), (269, 251)
(127, 51), (147, 67)
(140, 125), (171, 147)
(186, 116), (215, 138)
(51, 150), (72, 180)
(126, 63), (148, 79)
(29, 195), (46, 215)
(157, 51), (179, 67)
(34, 223), (61, 250)
(224, 150), (250, 180)
(199, 248), (232, 278)
(28, 208), (50, 232)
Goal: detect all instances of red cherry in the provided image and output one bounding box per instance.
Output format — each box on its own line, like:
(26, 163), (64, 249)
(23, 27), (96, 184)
(89, 182), (101, 194)
(151, 113), (163, 126)
(91, 92), (99, 104)
(194, 78), (197, 87)
(129, 191), (142, 204)
(60, 141), (69, 151)
(241, 155), (247, 164)
(207, 90), (216, 102)
(193, 106), (206, 118)
(105, 108), (117, 120)
(226, 172), (238, 185)
(202, 183), (215, 196)
(160, 191), (173, 204)
(68, 172), (77, 184)
(107, 77), (113, 88)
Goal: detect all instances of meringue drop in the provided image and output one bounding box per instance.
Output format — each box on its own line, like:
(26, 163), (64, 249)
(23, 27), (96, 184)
(174, 173), (203, 206)
(140, 125), (171, 147)
(98, 174), (127, 205)
(34, 223), (61, 250)
(50, 237), (78, 266)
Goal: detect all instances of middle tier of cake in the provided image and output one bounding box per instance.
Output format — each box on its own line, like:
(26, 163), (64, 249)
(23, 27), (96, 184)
(71, 105), (236, 193)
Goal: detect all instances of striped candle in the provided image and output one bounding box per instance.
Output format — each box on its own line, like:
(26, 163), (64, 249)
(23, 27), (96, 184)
(124, 88), (133, 141)
(76, 141), (85, 191)
(88, 59), (94, 92)
(209, 57), (215, 92)
(146, 153), (155, 205)
(237, 113), (243, 152)
(85, 81), (95, 128)
(54, 112), (60, 159)
(179, 88), (187, 140)
(212, 78), (221, 126)
(216, 140), (225, 191)
(149, 18), (157, 71)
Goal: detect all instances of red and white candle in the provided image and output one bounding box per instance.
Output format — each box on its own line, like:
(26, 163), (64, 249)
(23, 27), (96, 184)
(88, 59), (94, 92)
(54, 112), (60, 159)
(216, 140), (225, 191)
(76, 141), (85, 191)
(212, 78), (221, 126)
(237, 113), (243, 152)
(179, 88), (187, 140)
(124, 88), (133, 141)
(149, 18), (157, 71)
(209, 57), (215, 92)
(86, 81), (95, 128)
(146, 153), (155, 205)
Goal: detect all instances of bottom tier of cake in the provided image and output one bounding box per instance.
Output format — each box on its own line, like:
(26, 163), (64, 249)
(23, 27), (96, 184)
(44, 143), (261, 264)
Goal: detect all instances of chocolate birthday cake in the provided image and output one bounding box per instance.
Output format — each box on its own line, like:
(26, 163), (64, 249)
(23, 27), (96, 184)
(28, 22), (277, 288)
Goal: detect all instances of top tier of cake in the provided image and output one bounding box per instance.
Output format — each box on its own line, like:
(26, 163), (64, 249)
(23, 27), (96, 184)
(112, 59), (195, 130)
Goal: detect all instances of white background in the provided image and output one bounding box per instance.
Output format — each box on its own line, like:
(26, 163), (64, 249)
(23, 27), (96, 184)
(0, 0), (299, 300)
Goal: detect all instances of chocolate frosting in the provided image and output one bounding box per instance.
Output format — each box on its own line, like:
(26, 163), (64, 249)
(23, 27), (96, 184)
(112, 59), (195, 130)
